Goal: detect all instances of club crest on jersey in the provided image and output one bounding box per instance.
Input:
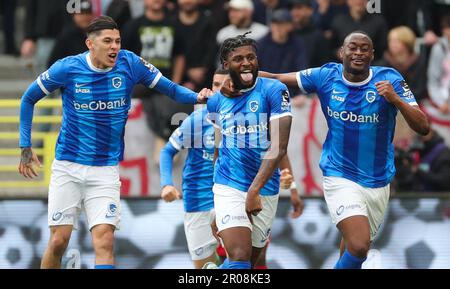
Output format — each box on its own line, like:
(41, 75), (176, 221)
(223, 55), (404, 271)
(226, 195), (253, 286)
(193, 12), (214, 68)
(366, 91), (377, 103)
(249, 100), (259, 112)
(112, 77), (122, 89)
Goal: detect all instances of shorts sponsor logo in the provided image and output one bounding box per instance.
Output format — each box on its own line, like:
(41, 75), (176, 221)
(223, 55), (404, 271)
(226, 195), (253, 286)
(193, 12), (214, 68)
(52, 212), (63, 222)
(51, 212), (74, 222)
(336, 205), (344, 216)
(194, 248), (204, 256)
(222, 214), (247, 224)
(337, 204), (362, 216)
(222, 215), (230, 224)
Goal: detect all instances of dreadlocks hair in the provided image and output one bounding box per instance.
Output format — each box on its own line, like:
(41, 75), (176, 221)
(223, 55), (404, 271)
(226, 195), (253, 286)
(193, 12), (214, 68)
(219, 32), (257, 65)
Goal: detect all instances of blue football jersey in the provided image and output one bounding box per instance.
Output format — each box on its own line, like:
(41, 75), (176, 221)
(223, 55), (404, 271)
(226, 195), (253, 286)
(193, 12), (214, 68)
(27, 50), (168, 166)
(207, 77), (292, 196)
(168, 107), (215, 212)
(297, 63), (418, 188)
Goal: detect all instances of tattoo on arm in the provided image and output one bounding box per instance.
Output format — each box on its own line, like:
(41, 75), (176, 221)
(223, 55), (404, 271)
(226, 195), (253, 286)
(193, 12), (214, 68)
(21, 148), (32, 165)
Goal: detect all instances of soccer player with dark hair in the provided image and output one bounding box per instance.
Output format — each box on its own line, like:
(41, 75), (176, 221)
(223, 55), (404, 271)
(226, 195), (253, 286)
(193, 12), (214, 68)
(207, 33), (293, 269)
(259, 31), (430, 269)
(18, 15), (211, 269)
(158, 68), (228, 269)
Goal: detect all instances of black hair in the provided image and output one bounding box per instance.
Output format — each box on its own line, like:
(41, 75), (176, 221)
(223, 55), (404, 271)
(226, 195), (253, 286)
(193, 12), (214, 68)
(343, 30), (373, 45)
(86, 16), (118, 37)
(219, 32), (257, 65)
(214, 68), (229, 75)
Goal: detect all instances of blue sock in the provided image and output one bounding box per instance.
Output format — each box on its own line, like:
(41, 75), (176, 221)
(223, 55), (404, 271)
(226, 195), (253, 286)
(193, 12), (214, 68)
(94, 264), (115, 269)
(334, 250), (366, 269)
(219, 258), (251, 269)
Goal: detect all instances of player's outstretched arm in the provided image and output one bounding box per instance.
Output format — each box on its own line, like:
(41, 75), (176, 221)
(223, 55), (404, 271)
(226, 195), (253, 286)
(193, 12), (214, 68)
(153, 75), (212, 104)
(159, 142), (182, 202)
(375, 80), (430, 135)
(246, 116), (292, 217)
(259, 71), (299, 87)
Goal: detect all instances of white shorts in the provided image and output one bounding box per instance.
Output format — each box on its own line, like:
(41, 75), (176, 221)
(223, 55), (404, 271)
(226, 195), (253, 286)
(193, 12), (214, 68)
(184, 210), (218, 261)
(48, 160), (121, 230)
(213, 184), (279, 248)
(323, 176), (390, 240)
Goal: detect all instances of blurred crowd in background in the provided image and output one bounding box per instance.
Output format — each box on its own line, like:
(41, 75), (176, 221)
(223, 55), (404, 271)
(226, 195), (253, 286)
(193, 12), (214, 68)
(0, 0), (449, 194)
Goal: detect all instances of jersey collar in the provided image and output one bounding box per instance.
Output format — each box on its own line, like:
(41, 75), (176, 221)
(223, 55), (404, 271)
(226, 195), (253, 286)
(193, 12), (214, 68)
(239, 77), (259, 93)
(86, 53), (113, 73)
(342, 68), (373, 86)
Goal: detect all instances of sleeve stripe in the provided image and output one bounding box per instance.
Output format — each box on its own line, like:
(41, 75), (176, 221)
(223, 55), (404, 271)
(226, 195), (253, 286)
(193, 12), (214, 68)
(149, 72), (162, 89)
(296, 71), (307, 94)
(36, 77), (50, 95)
(270, 112), (293, 121)
(409, 102), (418, 106)
(169, 137), (182, 151)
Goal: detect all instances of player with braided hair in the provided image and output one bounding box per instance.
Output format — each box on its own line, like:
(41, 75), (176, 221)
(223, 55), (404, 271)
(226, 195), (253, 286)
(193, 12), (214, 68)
(206, 33), (294, 269)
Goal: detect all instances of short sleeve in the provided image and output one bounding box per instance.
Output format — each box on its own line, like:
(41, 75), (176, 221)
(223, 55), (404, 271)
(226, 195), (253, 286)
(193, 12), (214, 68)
(35, 58), (68, 95)
(390, 69), (418, 106)
(268, 81), (293, 121)
(129, 51), (162, 89)
(168, 114), (193, 151)
(296, 67), (322, 94)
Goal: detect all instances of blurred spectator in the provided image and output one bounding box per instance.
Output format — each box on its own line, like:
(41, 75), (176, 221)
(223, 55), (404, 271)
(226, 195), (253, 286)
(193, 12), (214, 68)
(21, 0), (71, 72)
(395, 129), (450, 192)
(122, 0), (180, 79)
(174, 0), (216, 91)
(253, 0), (290, 25)
(216, 0), (269, 45)
(289, 0), (330, 67)
(122, 0), (192, 164)
(47, 0), (95, 67)
(105, 0), (132, 29)
(198, 0), (228, 34)
(312, 0), (348, 32)
(431, 0), (450, 35)
(374, 26), (427, 103)
(381, 0), (438, 47)
(329, 0), (388, 61)
(0, 0), (18, 56)
(427, 15), (450, 114)
(128, 0), (146, 17)
(412, 129), (450, 192)
(257, 8), (307, 105)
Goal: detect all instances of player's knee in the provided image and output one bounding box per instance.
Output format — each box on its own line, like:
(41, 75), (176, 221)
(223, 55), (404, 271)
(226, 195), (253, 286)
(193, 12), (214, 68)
(227, 247), (251, 261)
(92, 231), (114, 253)
(347, 239), (370, 258)
(49, 234), (70, 255)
